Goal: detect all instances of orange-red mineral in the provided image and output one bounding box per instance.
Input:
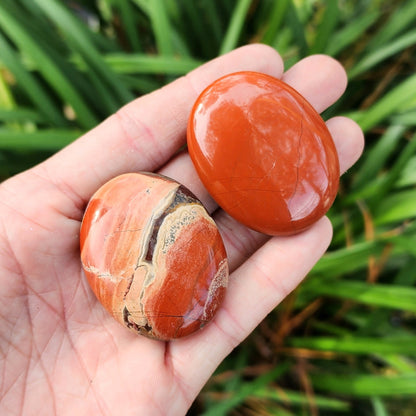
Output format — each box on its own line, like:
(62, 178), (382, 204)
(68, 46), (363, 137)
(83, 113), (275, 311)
(80, 173), (228, 340)
(187, 71), (340, 235)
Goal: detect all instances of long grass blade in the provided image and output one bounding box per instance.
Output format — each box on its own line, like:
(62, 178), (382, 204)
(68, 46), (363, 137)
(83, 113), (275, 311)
(33, 0), (133, 106)
(289, 336), (416, 355)
(308, 280), (416, 313)
(219, 0), (252, 55)
(147, 0), (175, 56)
(0, 129), (81, 151)
(203, 363), (289, 416)
(0, 2), (98, 128)
(255, 387), (350, 411)
(352, 124), (406, 190)
(261, 0), (290, 45)
(103, 53), (203, 75)
(354, 73), (416, 132)
(326, 10), (380, 56)
(310, 1), (339, 54)
(312, 373), (416, 396)
(350, 29), (416, 79)
(0, 32), (65, 126)
(285, 0), (309, 58)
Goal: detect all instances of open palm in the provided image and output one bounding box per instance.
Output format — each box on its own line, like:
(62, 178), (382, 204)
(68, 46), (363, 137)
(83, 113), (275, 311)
(0, 45), (363, 416)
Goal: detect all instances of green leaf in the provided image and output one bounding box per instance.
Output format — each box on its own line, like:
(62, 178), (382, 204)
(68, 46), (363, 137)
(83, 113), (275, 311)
(0, 128), (81, 151)
(147, 0), (175, 56)
(350, 29), (416, 79)
(261, 0), (290, 45)
(255, 387), (350, 411)
(33, 0), (133, 106)
(310, 1), (339, 54)
(352, 124), (406, 190)
(220, 0), (252, 55)
(312, 373), (416, 396)
(371, 397), (389, 416)
(308, 280), (416, 313)
(311, 241), (385, 277)
(368, 0), (416, 50)
(203, 363), (289, 416)
(289, 336), (416, 355)
(0, 32), (65, 126)
(285, 0), (309, 58)
(326, 10), (379, 56)
(0, 2), (98, 128)
(355, 73), (416, 132)
(375, 188), (416, 225)
(103, 54), (203, 75)
(115, 0), (142, 52)
(0, 108), (45, 123)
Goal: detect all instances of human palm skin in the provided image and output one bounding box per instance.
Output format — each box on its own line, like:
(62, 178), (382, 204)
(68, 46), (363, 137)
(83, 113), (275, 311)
(0, 45), (363, 416)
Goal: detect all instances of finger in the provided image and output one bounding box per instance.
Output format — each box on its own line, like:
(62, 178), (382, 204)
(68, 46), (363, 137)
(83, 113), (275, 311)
(327, 116), (364, 174)
(169, 217), (333, 397)
(37, 44), (284, 205)
(282, 55), (348, 113)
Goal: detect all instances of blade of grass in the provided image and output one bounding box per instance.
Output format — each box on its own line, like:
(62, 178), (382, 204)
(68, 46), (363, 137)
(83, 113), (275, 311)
(381, 354), (416, 374)
(349, 29), (416, 79)
(352, 124), (406, 190)
(312, 373), (416, 396)
(310, 1), (339, 54)
(0, 128), (81, 151)
(308, 280), (416, 313)
(178, 1), (216, 58)
(116, 0), (142, 51)
(147, 0), (174, 56)
(289, 336), (416, 355)
(310, 241), (385, 277)
(33, 0), (133, 106)
(0, 108), (46, 124)
(255, 387), (350, 411)
(0, 2), (98, 128)
(326, 10), (379, 56)
(371, 397), (389, 416)
(0, 32), (66, 126)
(203, 363), (289, 416)
(261, 0), (290, 45)
(397, 156), (416, 188)
(219, 0), (252, 55)
(103, 53), (203, 74)
(285, 0), (309, 58)
(367, 0), (416, 50)
(373, 133), (416, 199)
(393, 110), (416, 126)
(354, 73), (416, 132)
(203, 1), (223, 49)
(0, 68), (15, 110)
(130, 0), (149, 16)
(374, 188), (416, 225)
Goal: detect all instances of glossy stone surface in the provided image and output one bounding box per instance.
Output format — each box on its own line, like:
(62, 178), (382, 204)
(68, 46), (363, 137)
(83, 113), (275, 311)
(187, 71), (340, 235)
(80, 173), (228, 340)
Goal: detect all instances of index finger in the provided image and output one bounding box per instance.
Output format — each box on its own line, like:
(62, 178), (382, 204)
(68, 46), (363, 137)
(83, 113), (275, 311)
(36, 44), (284, 205)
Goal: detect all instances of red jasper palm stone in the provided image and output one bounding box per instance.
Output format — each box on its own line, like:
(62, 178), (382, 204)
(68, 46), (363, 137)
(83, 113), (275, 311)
(80, 173), (228, 340)
(187, 71), (340, 235)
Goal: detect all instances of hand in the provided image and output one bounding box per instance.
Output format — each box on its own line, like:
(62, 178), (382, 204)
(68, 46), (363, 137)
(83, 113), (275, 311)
(0, 45), (363, 415)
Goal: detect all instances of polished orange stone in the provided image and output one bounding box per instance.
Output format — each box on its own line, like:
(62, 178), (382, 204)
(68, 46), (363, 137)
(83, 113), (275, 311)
(80, 173), (228, 340)
(187, 71), (340, 235)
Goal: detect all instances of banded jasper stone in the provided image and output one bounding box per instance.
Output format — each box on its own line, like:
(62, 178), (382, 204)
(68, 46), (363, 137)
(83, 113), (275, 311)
(80, 173), (228, 340)
(187, 71), (340, 235)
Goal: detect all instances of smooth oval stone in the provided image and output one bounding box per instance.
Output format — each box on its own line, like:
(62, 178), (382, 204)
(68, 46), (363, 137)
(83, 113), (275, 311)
(187, 71), (340, 235)
(80, 173), (228, 340)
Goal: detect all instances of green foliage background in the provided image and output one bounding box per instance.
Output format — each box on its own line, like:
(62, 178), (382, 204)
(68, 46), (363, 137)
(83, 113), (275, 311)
(1, 0), (416, 414)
